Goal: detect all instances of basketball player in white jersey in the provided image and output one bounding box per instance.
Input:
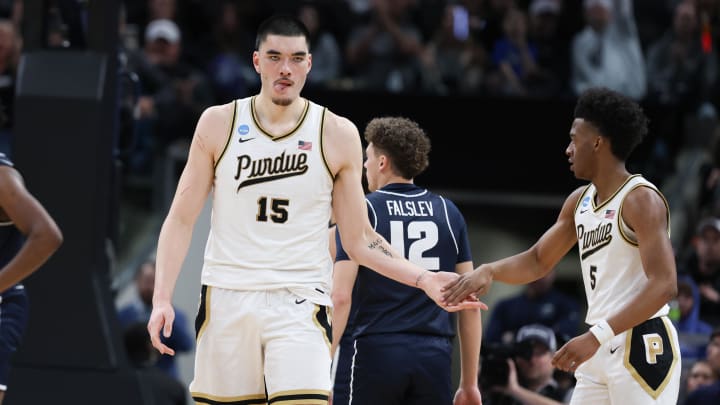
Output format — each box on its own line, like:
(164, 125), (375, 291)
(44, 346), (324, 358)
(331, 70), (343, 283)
(146, 14), (482, 405)
(443, 87), (681, 404)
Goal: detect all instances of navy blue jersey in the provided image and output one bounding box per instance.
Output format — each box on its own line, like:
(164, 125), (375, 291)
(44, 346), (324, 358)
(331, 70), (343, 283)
(335, 183), (472, 338)
(0, 153), (24, 295)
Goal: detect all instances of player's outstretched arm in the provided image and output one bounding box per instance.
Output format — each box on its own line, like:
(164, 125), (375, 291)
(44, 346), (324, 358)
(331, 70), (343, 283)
(443, 187), (584, 305)
(149, 103), (230, 354)
(324, 111), (484, 312)
(0, 166), (63, 292)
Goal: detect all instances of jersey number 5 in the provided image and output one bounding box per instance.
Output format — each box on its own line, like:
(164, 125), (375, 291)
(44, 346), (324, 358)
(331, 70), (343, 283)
(389, 220), (440, 270)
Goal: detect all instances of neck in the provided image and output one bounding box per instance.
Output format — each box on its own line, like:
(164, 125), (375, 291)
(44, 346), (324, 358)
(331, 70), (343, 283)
(591, 164), (631, 203)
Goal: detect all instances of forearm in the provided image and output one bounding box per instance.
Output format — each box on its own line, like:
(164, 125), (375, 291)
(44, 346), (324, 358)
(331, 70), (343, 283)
(0, 224), (62, 291)
(489, 250), (550, 285)
(458, 308), (482, 388)
(153, 216), (195, 304)
(348, 233), (423, 287)
(331, 301), (351, 356)
(607, 276), (676, 336)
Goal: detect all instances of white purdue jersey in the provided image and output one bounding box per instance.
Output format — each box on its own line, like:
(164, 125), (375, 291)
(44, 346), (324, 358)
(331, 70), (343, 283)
(575, 175), (670, 325)
(200, 96), (334, 303)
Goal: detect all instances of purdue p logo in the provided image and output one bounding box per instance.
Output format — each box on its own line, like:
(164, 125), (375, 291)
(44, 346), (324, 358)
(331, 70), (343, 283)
(625, 318), (678, 399)
(642, 333), (663, 364)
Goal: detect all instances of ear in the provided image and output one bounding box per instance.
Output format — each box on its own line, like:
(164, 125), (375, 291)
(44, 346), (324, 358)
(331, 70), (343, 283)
(252, 51), (260, 73)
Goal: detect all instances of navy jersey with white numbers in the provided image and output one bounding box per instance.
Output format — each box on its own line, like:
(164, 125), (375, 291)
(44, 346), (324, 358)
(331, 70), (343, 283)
(335, 183), (472, 338)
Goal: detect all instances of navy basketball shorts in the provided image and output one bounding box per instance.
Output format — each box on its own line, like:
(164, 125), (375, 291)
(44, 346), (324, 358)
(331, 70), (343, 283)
(347, 333), (453, 405)
(332, 334), (355, 405)
(0, 288), (30, 391)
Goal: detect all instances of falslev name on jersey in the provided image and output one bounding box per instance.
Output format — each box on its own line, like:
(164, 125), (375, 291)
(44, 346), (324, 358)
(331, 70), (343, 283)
(384, 200), (434, 217)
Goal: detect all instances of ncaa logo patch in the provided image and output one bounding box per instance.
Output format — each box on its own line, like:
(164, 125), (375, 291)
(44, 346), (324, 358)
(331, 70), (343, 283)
(237, 124), (250, 135)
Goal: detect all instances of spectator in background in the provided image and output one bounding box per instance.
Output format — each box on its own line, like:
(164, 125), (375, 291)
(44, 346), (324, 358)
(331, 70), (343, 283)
(484, 270), (582, 346)
(123, 322), (187, 405)
(485, 6), (541, 97)
(125, 18), (214, 176)
(482, 324), (570, 405)
(420, 2), (487, 95)
(682, 359), (717, 401)
(570, 0), (646, 100)
(674, 275), (714, 363)
(684, 217), (720, 325)
(117, 260), (193, 381)
(527, 0), (571, 98)
(684, 327), (720, 404)
(297, 2), (342, 90)
(646, 1), (718, 115)
(206, 0), (253, 103)
(345, 0), (424, 92)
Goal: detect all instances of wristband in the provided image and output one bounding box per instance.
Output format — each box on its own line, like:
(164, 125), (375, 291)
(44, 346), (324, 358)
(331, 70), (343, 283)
(589, 320), (615, 345)
(415, 270), (429, 287)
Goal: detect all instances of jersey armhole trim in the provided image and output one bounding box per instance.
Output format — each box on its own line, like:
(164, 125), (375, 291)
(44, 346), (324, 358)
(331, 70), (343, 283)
(214, 99), (237, 171)
(319, 107), (334, 182)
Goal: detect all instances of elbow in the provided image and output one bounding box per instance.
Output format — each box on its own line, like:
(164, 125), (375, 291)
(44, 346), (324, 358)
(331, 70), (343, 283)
(331, 291), (352, 309)
(48, 225), (64, 252)
(665, 277), (678, 301)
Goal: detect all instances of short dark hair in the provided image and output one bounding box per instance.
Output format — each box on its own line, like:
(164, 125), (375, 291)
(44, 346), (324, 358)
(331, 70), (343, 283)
(573, 87), (648, 161)
(255, 14), (310, 51)
(364, 117), (431, 180)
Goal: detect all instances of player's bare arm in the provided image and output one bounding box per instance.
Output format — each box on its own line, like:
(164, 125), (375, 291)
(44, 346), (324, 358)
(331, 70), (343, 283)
(323, 111), (484, 311)
(443, 186), (584, 305)
(0, 166), (62, 292)
(330, 259), (358, 357)
(454, 260), (483, 403)
(601, 185), (677, 336)
(149, 102), (233, 354)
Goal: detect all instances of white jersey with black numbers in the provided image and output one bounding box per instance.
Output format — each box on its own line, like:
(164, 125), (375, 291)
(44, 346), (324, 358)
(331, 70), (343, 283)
(200, 96), (334, 303)
(575, 174), (670, 325)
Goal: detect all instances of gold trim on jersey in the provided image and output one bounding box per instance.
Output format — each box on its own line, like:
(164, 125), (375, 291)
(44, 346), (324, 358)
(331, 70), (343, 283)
(575, 183), (593, 213)
(214, 100), (238, 172)
(191, 391), (267, 404)
(267, 389), (330, 405)
(617, 184), (671, 246)
(591, 174), (642, 212)
(318, 107), (334, 181)
(622, 317), (679, 399)
(250, 96), (310, 142)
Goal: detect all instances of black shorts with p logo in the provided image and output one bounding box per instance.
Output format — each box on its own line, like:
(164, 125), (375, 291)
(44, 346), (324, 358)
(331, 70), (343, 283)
(624, 316), (679, 399)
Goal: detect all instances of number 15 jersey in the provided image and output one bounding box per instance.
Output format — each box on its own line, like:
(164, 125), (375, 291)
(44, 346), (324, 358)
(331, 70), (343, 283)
(201, 97), (334, 303)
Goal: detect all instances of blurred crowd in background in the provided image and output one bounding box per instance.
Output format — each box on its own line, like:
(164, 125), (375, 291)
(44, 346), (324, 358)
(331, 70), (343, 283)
(0, 0), (719, 404)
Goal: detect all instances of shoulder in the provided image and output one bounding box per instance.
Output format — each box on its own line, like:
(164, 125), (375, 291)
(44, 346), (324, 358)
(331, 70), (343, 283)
(323, 109), (360, 140)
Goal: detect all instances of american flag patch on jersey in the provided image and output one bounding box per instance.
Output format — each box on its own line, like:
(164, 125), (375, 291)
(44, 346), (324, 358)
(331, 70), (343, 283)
(605, 210), (616, 219)
(298, 140), (312, 150)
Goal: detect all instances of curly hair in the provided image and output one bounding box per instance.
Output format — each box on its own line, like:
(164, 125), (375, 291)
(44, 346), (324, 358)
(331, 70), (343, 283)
(574, 87), (649, 161)
(363, 117), (431, 180)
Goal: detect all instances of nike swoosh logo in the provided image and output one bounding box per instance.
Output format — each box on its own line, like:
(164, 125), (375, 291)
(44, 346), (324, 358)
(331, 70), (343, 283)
(295, 299), (306, 304)
(610, 346), (620, 354)
(580, 209), (589, 214)
(238, 137), (255, 143)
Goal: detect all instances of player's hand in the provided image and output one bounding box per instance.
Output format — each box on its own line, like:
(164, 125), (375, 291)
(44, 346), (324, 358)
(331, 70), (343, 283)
(147, 302), (177, 356)
(551, 332), (600, 372)
(442, 264), (493, 306)
(453, 384), (482, 405)
(421, 271), (489, 312)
